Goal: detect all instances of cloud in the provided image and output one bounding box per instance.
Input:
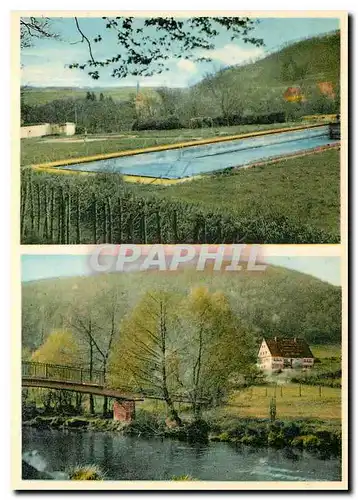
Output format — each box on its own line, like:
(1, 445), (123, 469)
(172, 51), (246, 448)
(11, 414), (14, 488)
(21, 62), (89, 87)
(176, 59), (197, 73)
(204, 44), (265, 66)
(21, 44), (93, 87)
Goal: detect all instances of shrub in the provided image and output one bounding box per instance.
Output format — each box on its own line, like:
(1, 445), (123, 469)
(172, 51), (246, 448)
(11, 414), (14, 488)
(124, 409), (163, 436)
(132, 116), (183, 131)
(69, 465), (105, 480)
(267, 430), (286, 448)
(292, 434), (321, 450)
(65, 418), (90, 428)
(186, 419), (210, 443)
(217, 432), (230, 442)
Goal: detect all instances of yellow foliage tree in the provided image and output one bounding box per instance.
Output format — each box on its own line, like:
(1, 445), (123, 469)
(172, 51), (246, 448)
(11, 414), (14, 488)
(31, 330), (83, 366)
(109, 290), (183, 425)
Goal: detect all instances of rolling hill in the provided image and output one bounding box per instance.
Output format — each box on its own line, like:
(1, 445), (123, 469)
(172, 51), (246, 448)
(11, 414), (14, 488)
(22, 263), (341, 355)
(211, 30), (340, 89)
(21, 31), (340, 108)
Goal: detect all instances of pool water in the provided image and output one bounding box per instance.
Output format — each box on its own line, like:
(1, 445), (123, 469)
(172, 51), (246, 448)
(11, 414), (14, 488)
(60, 126), (337, 179)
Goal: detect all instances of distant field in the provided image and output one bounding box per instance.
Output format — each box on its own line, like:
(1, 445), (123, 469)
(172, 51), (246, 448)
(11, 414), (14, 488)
(132, 148), (340, 237)
(22, 87), (158, 106)
(20, 122), (298, 166)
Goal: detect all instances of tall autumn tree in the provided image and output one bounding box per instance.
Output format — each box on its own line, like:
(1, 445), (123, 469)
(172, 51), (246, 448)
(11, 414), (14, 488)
(109, 290), (183, 426)
(177, 287), (255, 418)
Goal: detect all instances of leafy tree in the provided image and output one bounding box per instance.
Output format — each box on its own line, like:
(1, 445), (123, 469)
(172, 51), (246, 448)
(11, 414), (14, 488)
(109, 290), (183, 425)
(177, 287), (255, 417)
(65, 284), (123, 416)
(69, 16), (263, 80)
(156, 87), (183, 117)
(30, 330), (84, 414)
(20, 17), (58, 48)
(31, 329), (82, 365)
(203, 70), (245, 121)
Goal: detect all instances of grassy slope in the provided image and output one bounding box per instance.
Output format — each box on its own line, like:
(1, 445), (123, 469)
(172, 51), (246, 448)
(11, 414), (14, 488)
(21, 122), (298, 166)
(197, 31), (340, 96)
(130, 148), (340, 236)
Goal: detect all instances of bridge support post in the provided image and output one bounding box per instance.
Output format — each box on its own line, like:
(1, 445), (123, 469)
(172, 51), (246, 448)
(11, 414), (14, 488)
(113, 399), (135, 422)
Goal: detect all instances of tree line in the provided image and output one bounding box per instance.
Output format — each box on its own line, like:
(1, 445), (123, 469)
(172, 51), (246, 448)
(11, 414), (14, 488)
(24, 287), (257, 423)
(21, 80), (338, 135)
(20, 170), (336, 245)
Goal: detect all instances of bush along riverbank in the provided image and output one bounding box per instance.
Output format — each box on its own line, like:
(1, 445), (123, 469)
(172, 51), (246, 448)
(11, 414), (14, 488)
(23, 410), (341, 458)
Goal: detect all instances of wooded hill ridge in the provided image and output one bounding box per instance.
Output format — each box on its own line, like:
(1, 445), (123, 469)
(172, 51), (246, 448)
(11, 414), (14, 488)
(22, 264), (341, 358)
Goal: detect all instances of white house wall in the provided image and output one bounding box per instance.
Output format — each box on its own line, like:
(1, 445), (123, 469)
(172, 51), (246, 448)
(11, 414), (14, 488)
(21, 122), (76, 139)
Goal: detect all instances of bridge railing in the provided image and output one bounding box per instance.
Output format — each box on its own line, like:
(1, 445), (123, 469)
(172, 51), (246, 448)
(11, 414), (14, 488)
(22, 361), (105, 386)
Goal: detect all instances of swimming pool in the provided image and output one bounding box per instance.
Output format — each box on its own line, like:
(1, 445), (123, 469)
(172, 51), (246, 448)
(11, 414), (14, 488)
(59, 126), (337, 179)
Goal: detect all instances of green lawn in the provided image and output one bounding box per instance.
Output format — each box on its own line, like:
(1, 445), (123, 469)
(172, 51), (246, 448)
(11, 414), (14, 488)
(219, 383), (341, 421)
(130, 148), (340, 237)
(21, 122), (299, 166)
(136, 383), (341, 422)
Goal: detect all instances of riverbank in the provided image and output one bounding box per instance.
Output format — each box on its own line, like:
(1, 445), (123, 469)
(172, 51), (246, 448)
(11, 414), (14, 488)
(23, 412), (341, 458)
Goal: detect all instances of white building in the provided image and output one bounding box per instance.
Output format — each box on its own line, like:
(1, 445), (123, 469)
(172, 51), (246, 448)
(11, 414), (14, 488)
(21, 122), (76, 139)
(258, 337), (315, 372)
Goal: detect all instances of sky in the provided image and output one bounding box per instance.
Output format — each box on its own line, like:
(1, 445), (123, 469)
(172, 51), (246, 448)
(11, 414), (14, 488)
(21, 254), (341, 286)
(21, 16), (340, 88)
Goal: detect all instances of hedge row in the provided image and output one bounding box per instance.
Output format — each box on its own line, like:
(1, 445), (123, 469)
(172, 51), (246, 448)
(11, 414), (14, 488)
(20, 171), (336, 245)
(132, 112), (286, 131)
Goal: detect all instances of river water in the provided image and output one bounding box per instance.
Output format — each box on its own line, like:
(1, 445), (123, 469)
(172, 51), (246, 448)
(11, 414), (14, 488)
(22, 427), (341, 481)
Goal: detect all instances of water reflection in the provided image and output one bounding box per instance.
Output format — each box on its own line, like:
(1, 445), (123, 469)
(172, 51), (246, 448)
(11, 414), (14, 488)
(22, 427), (341, 482)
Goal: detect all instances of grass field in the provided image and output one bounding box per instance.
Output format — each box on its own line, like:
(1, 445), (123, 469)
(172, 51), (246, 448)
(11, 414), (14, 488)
(137, 383), (341, 422)
(130, 148), (340, 236)
(21, 122), (299, 166)
(137, 344), (341, 422)
(224, 384), (341, 421)
(21, 87), (158, 106)
(311, 344), (341, 359)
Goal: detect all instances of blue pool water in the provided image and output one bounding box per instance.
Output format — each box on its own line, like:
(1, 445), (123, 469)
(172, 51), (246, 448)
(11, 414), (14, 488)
(60, 126), (337, 179)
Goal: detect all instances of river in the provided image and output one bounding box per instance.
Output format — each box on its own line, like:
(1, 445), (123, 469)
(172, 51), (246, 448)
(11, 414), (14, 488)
(22, 427), (341, 482)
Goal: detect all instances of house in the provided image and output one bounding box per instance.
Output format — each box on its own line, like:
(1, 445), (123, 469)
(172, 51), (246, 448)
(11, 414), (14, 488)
(258, 337), (314, 372)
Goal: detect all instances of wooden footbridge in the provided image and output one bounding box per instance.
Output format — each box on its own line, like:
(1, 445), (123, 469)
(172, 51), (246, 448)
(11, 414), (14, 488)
(22, 361), (143, 401)
(22, 361), (207, 421)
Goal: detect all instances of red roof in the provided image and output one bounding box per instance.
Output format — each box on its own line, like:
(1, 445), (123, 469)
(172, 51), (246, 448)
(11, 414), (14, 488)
(263, 337), (314, 358)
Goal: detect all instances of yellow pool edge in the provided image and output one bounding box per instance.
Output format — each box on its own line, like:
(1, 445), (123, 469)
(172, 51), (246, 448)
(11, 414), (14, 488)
(32, 142), (339, 186)
(29, 123), (328, 171)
